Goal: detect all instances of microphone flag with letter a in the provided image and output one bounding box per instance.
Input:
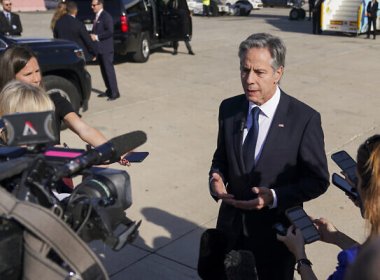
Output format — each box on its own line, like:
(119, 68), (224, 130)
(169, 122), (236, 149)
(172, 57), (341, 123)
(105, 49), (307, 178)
(22, 121), (38, 136)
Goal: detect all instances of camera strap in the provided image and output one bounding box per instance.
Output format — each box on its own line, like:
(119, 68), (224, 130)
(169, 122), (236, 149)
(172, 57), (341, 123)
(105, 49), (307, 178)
(0, 187), (109, 280)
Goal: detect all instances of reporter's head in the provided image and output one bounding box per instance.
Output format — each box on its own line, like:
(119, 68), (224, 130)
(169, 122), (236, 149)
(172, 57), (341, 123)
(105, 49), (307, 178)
(0, 46), (42, 90)
(0, 80), (54, 116)
(357, 135), (380, 236)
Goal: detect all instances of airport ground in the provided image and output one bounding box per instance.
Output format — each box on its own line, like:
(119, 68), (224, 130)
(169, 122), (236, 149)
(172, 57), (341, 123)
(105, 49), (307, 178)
(21, 7), (380, 279)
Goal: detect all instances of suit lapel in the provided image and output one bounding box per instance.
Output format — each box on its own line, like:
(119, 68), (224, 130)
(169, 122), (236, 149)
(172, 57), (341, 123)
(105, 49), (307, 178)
(233, 97), (248, 173)
(254, 91), (290, 169)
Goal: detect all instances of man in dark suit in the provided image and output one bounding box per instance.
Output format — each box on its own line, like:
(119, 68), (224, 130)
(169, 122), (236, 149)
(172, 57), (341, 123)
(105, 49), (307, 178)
(0, 0), (22, 36)
(312, 0), (323, 34)
(167, 0), (195, 55)
(208, 33), (329, 280)
(90, 0), (120, 101)
(53, 1), (97, 62)
(366, 0), (378, 39)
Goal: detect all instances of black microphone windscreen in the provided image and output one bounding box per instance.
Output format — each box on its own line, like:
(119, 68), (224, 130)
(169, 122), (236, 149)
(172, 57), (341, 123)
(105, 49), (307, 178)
(109, 130), (147, 157)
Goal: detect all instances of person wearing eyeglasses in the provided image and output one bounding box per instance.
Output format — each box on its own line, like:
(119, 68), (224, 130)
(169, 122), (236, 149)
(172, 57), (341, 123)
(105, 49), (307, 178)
(277, 135), (380, 280)
(90, 0), (120, 101)
(0, 0), (22, 36)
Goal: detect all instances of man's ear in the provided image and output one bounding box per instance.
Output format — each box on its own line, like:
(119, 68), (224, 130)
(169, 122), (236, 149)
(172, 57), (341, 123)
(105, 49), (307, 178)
(274, 66), (284, 84)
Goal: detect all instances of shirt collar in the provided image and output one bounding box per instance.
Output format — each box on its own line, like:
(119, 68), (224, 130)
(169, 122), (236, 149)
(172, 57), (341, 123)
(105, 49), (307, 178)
(96, 9), (103, 18)
(248, 86), (281, 119)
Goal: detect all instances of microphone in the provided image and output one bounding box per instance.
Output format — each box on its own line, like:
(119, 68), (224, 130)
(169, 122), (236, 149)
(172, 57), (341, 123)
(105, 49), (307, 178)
(240, 118), (246, 132)
(52, 130), (147, 180)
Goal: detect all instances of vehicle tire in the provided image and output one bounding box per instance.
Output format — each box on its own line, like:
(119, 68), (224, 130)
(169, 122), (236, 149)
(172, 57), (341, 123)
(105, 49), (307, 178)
(299, 8), (306, 19)
(289, 8), (299, 20)
(132, 33), (150, 63)
(241, 8), (251, 16)
(43, 75), (81, 113)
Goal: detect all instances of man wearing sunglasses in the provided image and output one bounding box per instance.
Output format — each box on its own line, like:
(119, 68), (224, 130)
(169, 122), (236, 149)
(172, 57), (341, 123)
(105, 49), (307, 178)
(90, 0), (120, 101)
(0, 0), (22, 36)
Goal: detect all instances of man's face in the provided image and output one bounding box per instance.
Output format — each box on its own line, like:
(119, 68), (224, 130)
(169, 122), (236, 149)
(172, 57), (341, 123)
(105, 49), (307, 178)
(15, 57), (42, 87)
(240, 48), (283, 106)
(91, 0), (102, 13)
(3, 0), (12, 12)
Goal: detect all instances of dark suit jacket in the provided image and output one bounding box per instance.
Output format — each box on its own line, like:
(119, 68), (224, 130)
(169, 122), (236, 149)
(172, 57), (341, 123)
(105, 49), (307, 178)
(53, 14), (97, 61)
(92, 10), (114, 54)
(210, 92), (329, 259)
(0, 11), (22, 36)
(367, 0), (378, 18)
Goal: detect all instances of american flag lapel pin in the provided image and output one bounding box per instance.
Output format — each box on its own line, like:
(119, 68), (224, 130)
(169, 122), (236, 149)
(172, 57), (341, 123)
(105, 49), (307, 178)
(278, 123), (285, 128)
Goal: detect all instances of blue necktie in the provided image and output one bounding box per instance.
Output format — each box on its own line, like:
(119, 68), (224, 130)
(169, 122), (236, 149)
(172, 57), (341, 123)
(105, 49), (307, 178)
(243, 106), (260, 172)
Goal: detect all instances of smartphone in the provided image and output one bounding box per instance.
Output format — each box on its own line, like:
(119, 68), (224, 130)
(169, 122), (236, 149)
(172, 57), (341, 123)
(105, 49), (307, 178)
(273, 223), (287, 236)
(123, 152), (149, 162)
(331, 150), (357, 185)
(332, 173), (359, 199)
(285, 206), (320, 244)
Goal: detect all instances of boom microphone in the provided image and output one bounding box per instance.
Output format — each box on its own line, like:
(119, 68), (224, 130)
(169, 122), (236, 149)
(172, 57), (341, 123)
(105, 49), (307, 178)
(52, 131), (147, 181)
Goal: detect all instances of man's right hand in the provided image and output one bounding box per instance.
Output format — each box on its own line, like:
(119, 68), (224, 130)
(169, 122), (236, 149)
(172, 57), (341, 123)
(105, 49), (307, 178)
(210, 172), (234, 200)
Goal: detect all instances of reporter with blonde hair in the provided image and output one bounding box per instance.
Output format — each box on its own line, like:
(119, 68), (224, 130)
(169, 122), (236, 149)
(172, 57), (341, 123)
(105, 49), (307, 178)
(0, 80), (55, 144)
(0, 80), (54, 115)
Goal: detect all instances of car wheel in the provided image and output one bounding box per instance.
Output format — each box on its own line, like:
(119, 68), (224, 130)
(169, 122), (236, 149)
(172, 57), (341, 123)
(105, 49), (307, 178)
(43, 75), (81, 113)
(132, 33), (150, 63)
(289, 8), (299, 20)
(299, 8), (306, 19)
(242, 8), (251, 16)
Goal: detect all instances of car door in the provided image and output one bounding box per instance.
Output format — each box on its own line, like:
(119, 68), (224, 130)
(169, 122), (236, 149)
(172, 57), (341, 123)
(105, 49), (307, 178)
(157, 0), (192, 41)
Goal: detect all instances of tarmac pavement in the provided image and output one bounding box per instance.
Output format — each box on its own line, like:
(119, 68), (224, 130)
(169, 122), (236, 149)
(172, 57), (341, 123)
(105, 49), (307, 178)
(20, 7), (380, 279)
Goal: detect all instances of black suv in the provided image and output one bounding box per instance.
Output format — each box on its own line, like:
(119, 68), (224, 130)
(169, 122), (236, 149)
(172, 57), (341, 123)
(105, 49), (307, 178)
(0, 35), (91, 112)
(74, 0), (192, 62)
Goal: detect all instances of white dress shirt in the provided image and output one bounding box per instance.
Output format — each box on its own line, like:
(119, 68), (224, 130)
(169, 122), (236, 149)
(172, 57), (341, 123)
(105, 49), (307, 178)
(243, 86), (281, 207)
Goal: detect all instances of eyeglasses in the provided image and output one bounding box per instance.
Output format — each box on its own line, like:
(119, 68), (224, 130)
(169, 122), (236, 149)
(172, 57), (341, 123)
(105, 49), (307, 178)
(4, 3), (12, 6)
(91, 3), (99, 7)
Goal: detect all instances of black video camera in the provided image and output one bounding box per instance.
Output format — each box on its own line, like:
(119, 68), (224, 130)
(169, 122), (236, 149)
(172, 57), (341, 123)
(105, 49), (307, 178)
(0, 112), (147, 270)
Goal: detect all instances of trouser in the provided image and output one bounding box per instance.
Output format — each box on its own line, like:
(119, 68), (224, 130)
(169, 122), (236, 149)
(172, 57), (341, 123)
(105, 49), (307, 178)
(173, 40), (193, 52)
(98, 52), (120, 98)
(367, 17), (377, 38)
(203, 4), (210, 16)
(312, 11), (322, 34)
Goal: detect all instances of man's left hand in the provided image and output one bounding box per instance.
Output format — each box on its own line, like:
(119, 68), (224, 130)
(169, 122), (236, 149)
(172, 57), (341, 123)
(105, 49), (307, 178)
(223, 187), (273, 210)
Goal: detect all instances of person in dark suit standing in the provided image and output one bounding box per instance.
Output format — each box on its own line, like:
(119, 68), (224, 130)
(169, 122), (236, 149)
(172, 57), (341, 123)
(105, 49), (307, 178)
(53, 1), (97, 62)
(208, 33), (329, 280)
(0, 0), (22, 36)
(168, 0), (195, 55)
(312, 0), (323, 34)
(90, 0), (120, 101)
(366, 0), (378, 39)
(308, 0), (314, 20)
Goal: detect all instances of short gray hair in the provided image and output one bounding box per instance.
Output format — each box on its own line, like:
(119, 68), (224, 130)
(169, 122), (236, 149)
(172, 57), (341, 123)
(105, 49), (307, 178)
(238, 33), (286, 71)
